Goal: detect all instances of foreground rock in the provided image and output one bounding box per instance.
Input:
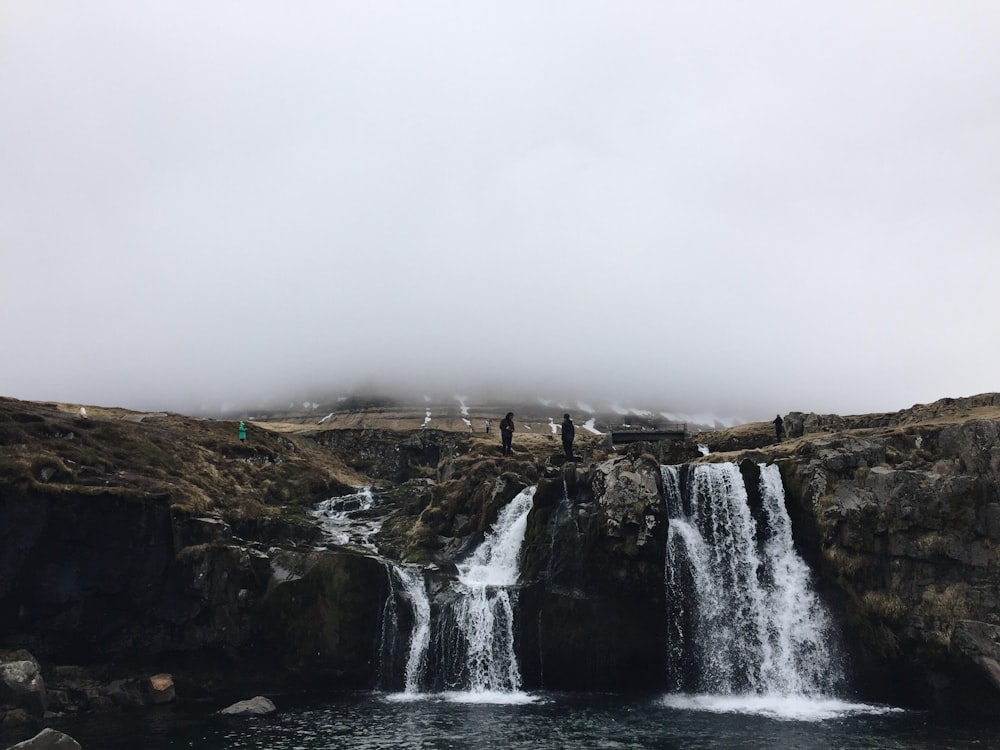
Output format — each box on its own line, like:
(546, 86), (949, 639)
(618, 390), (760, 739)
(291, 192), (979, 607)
(0, 653), (46, 722)
(218, 696), (276, 716)
(5, 728), (80, 750)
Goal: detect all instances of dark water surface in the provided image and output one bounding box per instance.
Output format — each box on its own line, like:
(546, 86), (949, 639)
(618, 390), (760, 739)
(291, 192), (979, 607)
(43, 692), (1000, 750)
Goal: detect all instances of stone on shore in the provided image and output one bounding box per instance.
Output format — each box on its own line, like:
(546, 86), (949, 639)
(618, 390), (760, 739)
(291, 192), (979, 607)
(218, 696), (276, 715)
(5, 727), (81, 750)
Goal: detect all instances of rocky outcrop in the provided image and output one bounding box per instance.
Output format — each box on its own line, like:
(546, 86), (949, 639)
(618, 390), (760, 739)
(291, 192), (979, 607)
(784, 393), (1000, 439)
(776, 417), (1000, 713)
(312, 428), (467, 484)
(517, 455), (669, 690)
(0, 480), (389, 710)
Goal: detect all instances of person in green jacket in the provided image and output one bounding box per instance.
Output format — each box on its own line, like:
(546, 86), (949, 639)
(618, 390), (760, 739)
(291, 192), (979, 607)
(238, 421), (247, 442)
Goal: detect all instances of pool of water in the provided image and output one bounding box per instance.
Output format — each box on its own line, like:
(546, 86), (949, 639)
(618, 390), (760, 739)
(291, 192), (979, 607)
(39, 691), (1000, 750)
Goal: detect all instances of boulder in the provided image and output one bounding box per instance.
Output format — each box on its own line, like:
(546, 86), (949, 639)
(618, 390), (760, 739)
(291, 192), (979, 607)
(106, 677), (145, 708)
(5, 727), (81, 750)
(147, 673), (175, 704)
(218, 695), (276, 715)
(590, 455), (666, 557)
(951, 620), (1000, 692)
(0, 657), (46, 717)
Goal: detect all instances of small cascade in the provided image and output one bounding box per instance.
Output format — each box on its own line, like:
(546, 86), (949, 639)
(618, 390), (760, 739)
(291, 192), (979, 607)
(663, 463), (841, 697)
(390, 564), (432, 694)
(312, 485), (536, 698)
(310, 487), (382, 550)
(434, 486), (536, 694)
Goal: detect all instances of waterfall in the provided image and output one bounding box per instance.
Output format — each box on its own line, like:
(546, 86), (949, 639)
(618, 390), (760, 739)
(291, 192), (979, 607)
(382, 563), (433, 694)
(435, 485), (536, 695)
(663, 463), (842, 697)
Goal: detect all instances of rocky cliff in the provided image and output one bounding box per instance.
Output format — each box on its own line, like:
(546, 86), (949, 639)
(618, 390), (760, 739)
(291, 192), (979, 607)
(2, 393), (1000, 731)
(695, 393), (1000, 712)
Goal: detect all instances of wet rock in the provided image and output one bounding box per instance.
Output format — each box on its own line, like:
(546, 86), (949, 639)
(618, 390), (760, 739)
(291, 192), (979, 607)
(951, 620), (1000, 692)
(0, 656), (46, 717)
(147, 673), (175, 704)
(218, 695), (276, 715)
(516, 456), (668, 691)
(5, 727), (81, 749)
(778, 417), (1000, 712)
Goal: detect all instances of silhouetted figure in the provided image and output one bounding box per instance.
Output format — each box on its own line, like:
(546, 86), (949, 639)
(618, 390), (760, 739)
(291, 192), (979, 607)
(500, 412), (514, 455)
(239, 421), (247, 443)
(561, 413), (575, 460)
(773, 414), (784, 441)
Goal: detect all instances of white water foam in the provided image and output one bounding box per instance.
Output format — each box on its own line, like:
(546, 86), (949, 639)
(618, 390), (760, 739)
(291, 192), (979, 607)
(383, 690), (539, 705)
(660, 693), (900, 722)
(441, 690), (539, 705)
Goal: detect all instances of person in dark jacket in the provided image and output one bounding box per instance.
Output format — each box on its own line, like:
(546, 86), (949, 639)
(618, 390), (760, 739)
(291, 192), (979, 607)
(773, 414), (784, 441)
(561, 413), (575, 460)
(500, 412), (514, 455)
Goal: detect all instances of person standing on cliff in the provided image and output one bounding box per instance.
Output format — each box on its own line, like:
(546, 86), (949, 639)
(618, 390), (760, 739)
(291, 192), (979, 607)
(238, 421), (247, 443)
(773, 414), (784, 441)
(500, 412), (514, 455)
(561, 413), (576, 460)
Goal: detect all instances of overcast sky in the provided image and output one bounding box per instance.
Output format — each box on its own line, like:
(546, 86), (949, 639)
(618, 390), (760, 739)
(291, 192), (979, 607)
(2, 2), (998, 420)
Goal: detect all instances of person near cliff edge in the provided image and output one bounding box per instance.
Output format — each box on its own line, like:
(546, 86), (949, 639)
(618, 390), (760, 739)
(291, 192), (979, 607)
(239, 421), (247, 443)
(773, 414), (784, 441)
(561, 413), (576, 460)
(500, 412), (514, 456)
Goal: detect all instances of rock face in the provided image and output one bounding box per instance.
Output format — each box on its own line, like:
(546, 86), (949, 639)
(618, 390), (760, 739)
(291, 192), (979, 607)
(778, 416), (1000, 712)
(517, 456), (669, 690)
(0, 482), (388, 710)
(0, 397), (401, 714)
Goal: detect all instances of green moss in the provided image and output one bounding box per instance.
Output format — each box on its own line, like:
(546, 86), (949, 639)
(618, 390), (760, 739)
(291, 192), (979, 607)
(842, 587), (902, 658)
(257, 553), (386, 668)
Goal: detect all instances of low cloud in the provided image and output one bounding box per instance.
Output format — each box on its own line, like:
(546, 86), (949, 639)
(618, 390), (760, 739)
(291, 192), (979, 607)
(2, 3), (998, 420)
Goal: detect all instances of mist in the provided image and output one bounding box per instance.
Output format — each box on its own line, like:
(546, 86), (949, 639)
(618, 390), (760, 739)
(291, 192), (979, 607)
(2, 2), (998, 421)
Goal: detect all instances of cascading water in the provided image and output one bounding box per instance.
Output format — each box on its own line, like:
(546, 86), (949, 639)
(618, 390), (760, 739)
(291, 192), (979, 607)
(434, 485), (536, 695)
(310, 487), (381, 550)
(380, 563), (431, 695)
(312, 485), (536, 698)
(310, 487), (431, 694)
(663, 462), (842, 698)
